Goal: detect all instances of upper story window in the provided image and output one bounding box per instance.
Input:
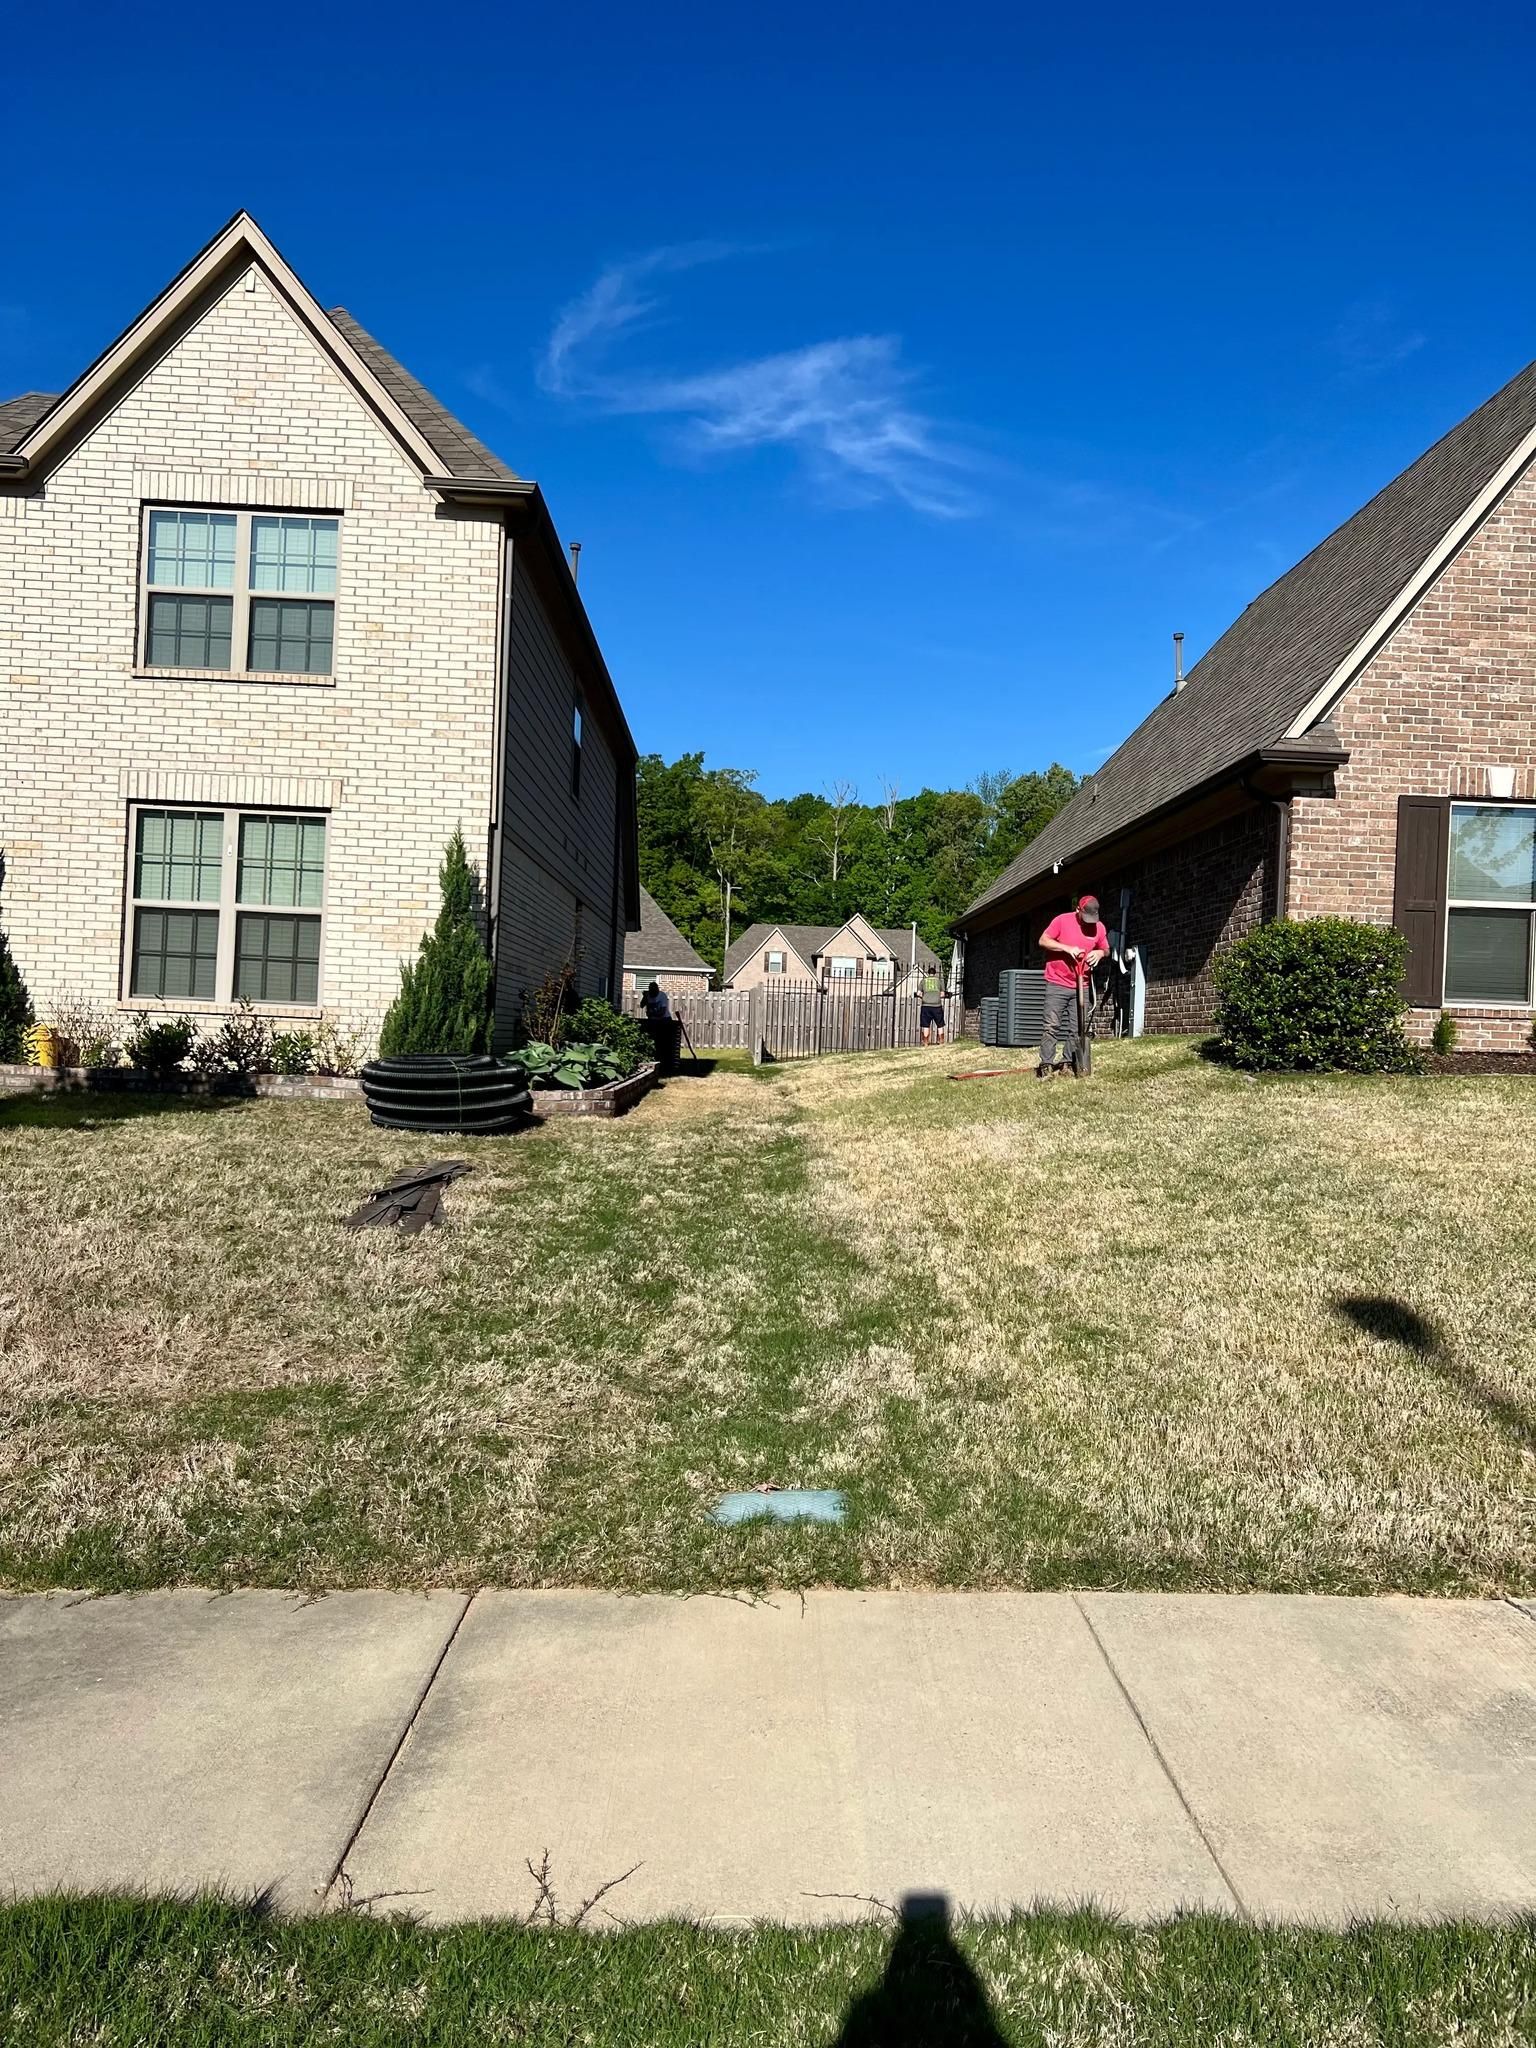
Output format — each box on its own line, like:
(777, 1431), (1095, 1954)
(827, 955), (858, 980)
(1445, 803), (1536, 1005)
(142, 508), (338, 677)
(571, 696), (584, 799)
(766, 949), (785, 975)
(868, 955), (893, 980)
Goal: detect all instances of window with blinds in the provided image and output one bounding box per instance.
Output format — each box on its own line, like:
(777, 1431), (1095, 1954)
(127, 806), (327, 1007)
(141, 508), (339, 677)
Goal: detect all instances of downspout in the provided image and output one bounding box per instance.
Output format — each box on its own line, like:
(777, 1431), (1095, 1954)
(1239, 775), (1290, 923)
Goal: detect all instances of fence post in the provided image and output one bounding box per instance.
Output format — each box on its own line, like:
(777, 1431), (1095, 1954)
(748, 983), (766, 1066)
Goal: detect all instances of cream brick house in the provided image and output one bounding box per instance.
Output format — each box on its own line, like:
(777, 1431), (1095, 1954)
(956, 358), (1536, 1048)
(723, 914), (941, 992)
(0, 213), (637, 1052)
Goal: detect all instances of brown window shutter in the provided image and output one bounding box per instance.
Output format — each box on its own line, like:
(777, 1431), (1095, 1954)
(1392, 795), (1450, 1005)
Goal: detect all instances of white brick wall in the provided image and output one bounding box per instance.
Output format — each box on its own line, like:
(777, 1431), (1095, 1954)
(0, 267), (503, 1039)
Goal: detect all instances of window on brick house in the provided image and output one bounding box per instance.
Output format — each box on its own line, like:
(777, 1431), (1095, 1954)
(827, 956), (858, 979)
(127, 806), (327, 1007)
(1445, 804), (1536, 1004)
(766, 949), (785, 974)
(142, 509), (338, 676)
(868, 955), (893, 980)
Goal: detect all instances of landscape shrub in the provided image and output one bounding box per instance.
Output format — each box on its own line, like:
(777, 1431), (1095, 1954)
(45, 994), (119, 1069)
(188, 999), (272, 1079)
(268, 1029), (317, 1076)
(564, 996), (648, 1075)
(124, 1016), (195, 1079)
(0, 858), (34, 1063)
(313, 1014), (370, 1077)
(1431, 1011), (1458, 1056)
(378, 831), (493, 1056)
(1212, 918), (1421, 1074)
(521, 960), (576, 1047)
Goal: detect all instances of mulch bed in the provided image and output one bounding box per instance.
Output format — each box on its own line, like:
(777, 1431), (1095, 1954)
(1425, 1051), (1536, 1076)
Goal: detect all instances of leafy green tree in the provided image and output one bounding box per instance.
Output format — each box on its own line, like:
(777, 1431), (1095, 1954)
(378, 831), (493, 1056)
(0, 854), (34, 1062)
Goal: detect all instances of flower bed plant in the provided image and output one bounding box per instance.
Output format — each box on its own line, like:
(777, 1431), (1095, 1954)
(519, 1041), (633, 1091)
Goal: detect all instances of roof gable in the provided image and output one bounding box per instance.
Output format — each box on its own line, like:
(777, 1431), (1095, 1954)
(0, 214), (513, 488)
(961, 356), (1536, 924)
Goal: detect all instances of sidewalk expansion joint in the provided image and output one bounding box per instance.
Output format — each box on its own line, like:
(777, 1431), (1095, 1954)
(1071, 1594), (1250, 1921)
(319, 1589), (478, 1910)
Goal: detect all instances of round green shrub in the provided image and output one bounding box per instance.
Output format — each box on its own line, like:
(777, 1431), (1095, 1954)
(1212, 918), (1421, 1073)
(563, 996), (648, 1076)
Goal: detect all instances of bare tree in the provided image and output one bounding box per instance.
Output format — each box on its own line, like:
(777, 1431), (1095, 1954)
(876, 777), (903, 922)
(810, 778), (859, 883)
(695, 766), (760, 961)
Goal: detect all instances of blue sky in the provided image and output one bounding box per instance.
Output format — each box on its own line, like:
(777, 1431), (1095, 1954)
(5, 0), (1535, 799)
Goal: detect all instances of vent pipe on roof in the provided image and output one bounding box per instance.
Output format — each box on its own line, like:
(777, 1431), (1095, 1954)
(568, 540), (582, 584)
(1173, 630), (1186, 691)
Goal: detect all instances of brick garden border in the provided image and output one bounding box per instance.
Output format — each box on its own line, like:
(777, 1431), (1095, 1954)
(0, 1062), (359, 1102)
(528, 1061), (659, 1118)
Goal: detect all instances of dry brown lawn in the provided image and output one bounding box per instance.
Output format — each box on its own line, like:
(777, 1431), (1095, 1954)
(1, 1039), (1532, 1592)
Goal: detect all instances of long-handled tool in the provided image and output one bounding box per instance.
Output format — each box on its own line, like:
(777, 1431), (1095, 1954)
(1073, 958), (1093, 1078)
(677, 1013), (699, 1063)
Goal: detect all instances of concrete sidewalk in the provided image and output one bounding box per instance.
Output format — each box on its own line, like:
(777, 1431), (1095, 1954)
(3, 1590), (1534, 1926)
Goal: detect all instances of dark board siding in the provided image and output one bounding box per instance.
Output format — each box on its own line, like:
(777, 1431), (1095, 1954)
(494, 550), (624, 1039)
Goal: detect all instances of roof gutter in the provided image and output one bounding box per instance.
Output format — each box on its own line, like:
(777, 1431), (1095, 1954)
(951, 734), (1349, 935)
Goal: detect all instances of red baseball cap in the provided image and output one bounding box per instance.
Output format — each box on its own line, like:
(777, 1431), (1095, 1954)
(1078, 894), (1100, 913)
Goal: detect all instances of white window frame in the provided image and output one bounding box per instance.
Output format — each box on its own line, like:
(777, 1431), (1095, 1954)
(121, 803), (330, 1013)
(1444, 800), (1536, 1008)
(138, 506), (342, 680)
(868, 955), (893, 981)
(827, 955), (858, 981)
(766, 949), (785, 975)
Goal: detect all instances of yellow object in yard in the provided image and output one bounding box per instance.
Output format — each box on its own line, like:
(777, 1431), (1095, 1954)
(23, 1023), (59, 1068)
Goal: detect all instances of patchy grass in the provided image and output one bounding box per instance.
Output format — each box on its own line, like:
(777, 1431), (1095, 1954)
(3, 1894), (1533, 2048)
(1, 1039), (1533, 1593)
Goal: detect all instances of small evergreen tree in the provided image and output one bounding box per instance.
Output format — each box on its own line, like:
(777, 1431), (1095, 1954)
(378, 831), (494, 1056)
(0, 855), (34, 1062)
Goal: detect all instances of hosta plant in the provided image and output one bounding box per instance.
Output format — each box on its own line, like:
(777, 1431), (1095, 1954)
(518, 1040), (628, 1090)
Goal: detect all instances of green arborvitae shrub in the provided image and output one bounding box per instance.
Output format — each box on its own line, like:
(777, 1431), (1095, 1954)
(378, 831), (494, 1057)
(1212, 917), (1422, 1074)
(0, 859), (34, 1062)
(1431, 1011), (1458, 1056)
(564, 996), (648, 1076)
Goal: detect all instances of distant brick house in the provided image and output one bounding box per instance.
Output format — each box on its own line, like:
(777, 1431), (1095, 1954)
(623, 887), (712, 995)
(0, 213), (637, 1049)
(724, 914), (941, 993)
(955, 359), (1536, 1049)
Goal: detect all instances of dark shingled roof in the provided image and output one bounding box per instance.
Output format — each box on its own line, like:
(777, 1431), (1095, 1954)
(327, 310), (520, 483)
(0, 392), (58, 451)
(625, 888), (713, 977)
(960, 356), (1536, 924)
(724, 920), (941, 983)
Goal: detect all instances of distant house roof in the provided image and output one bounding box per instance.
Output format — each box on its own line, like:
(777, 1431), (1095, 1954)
(959, 356), (1536, 927)
(625, 888), (712, 978)
(724, 920), (941, 983)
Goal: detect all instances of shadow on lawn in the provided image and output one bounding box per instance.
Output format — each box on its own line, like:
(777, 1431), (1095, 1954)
(0, 1088), (248, 1132)
(1336, 1294), (1535, 1454)
(831, 1894), (1007, 2048)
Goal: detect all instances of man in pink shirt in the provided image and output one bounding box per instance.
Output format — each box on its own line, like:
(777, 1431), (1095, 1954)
(1037, 894), (1109, 1079)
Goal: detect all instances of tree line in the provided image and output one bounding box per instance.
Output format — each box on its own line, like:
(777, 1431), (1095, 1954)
(638, 754), (1079, 974)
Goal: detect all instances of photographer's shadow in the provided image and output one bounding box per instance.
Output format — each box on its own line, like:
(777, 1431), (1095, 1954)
(832, 1892), (1007, 2047)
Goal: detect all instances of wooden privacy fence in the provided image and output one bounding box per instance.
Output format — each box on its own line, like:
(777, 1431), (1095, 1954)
(624, 986), (964, 1061)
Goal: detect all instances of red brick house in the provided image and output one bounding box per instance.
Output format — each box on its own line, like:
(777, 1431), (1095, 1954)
(955, 359), (1536, 1049)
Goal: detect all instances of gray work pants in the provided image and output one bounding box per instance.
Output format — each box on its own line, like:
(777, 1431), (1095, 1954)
(1040, 982), (1078, 1070)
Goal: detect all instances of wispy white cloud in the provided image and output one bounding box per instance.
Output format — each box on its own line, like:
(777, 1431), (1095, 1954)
(1332, 298), (1427, 376)
(539, 247), (980, 518)
(463, 363), (520, 413)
